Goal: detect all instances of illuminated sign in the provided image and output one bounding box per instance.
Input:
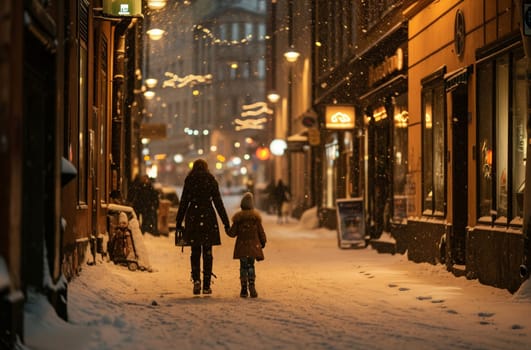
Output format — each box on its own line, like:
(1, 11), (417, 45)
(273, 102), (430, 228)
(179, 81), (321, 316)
(325, 105), (355, 129)
(368, 48), (404, 86)
(140, 123), (167, 139)
(103, 0), (142, 17)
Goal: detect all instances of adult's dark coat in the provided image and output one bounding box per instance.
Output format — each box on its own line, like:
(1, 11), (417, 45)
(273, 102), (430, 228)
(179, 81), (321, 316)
(175, 168), (230, 246)
(228, 209), (267, 261)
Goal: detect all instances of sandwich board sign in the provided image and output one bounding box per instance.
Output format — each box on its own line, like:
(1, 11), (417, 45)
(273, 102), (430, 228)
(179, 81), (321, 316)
(336, 198), (367, 249)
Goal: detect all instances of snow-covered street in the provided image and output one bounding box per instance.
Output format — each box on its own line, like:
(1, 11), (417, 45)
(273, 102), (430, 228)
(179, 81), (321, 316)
(24, 194), (531, 350)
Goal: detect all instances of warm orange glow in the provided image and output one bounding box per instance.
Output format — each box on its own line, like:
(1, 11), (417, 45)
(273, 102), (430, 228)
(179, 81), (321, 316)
(255, 147), (271, 161)
(486, 150), (492, 165)
(325, 105), (355, 129)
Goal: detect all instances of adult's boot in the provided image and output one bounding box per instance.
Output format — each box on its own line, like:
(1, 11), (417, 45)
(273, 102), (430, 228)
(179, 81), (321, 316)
(240, 277), (248, 298)
(248, 278), (258, 298)
(203, 271), (212, 294)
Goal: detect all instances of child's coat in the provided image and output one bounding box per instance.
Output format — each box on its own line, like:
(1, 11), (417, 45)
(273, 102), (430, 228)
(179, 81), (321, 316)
(228, 209), (267, 261)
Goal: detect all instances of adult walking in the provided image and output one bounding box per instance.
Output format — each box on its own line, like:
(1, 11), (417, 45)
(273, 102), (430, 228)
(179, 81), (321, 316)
(274, 179), (290, 223)
(175, 159), (231, 295)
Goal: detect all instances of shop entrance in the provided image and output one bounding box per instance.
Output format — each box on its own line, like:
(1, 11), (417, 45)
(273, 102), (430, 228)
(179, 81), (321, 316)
(450, 84), (468, 265)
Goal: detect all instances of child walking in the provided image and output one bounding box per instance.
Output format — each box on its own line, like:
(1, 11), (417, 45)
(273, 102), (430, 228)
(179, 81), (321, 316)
(228, 192), (267, 298)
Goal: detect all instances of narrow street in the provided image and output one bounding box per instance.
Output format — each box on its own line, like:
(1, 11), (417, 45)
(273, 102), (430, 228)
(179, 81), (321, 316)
(26, 195), (531, 350)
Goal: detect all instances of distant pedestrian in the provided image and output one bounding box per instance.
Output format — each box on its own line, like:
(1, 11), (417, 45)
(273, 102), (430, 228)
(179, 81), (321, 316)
(175, 159), (231, 295)
(264, 180), (276, 214)
(140, 175), (159, 234)
(246, 175), (255, 195)
(274, 179), (291, 224)
(128, 174), (159, 234)
(228, 192), (267, 298)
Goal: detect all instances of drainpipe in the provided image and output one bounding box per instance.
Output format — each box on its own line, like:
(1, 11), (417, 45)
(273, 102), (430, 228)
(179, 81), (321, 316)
(111, 18), (133, 197)
(518, 0), (531, 278)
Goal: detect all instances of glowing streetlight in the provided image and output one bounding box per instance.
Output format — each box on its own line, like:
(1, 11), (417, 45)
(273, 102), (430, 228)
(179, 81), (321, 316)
(145, 78), (158, 88)
(270, 139), (287, 156)
(147, 28), (165, 40)
(147, 0), (167, 10)
(267, 90), (280, 103)
(283, 47), (300, 63)
(144, 90), (155, 100)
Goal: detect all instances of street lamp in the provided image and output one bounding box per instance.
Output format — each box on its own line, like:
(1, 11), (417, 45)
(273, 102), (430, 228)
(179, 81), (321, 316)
(145, 78), (158, 89)
(147, 28), (165, 40)
(147, 0), (167, 10)
(283, 47), (300, 63)
(267, 90), (280, 104)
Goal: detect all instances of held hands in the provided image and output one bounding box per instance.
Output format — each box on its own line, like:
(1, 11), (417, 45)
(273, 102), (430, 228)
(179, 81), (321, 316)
(175, 226), (184, 246)
(261, 241), (266, 249)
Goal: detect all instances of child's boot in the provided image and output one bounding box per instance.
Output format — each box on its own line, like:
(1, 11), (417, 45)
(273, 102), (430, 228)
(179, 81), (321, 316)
(193, 280), (201, 295)
(240, 277), (248, 298)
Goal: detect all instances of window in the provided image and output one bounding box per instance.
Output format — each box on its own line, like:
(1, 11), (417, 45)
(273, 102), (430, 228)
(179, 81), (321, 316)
(244, 23), (253, 40)
(231, 23), (239, 41)
(257, 58), (265, 79)
(421, 71), (446, 216)
(258, 23), (266, 40)
(477, 49), (526, 224)
(219, 24), (227, 41)
(392, 94), (408, 222)
(78, 45), (88, 204)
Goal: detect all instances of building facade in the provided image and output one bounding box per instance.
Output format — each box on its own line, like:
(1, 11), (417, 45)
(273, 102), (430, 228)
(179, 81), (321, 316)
(404, 0), (528, 291)
(269, 0), (531, 292)
(1, 0), (145, 346)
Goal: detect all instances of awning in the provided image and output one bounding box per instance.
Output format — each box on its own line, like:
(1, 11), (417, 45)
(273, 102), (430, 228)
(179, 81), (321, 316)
(287, 130), (308, 142)
(445, 65), (473, 92)
(287, 131), (309, 152)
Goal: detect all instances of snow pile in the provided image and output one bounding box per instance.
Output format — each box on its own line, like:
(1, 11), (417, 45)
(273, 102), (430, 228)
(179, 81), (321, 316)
(513, 278), (531, 302)
(297, 206), (319, 230)
(19, 195), (531, 349)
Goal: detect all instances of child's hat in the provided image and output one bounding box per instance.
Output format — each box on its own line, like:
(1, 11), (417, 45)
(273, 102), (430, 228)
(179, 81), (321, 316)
(119, 212), (128, 225)
(241, 192), (254, 210)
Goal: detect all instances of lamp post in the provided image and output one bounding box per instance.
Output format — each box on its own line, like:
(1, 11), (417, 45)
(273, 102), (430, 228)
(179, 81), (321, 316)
(284, 0), (299, 194)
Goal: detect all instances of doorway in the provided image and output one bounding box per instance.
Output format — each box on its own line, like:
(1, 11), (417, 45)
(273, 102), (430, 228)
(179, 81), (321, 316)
(450, 84), (468, 265)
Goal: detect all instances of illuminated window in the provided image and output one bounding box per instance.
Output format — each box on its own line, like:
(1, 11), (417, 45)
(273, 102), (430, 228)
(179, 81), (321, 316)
(421, 69), (446, 216)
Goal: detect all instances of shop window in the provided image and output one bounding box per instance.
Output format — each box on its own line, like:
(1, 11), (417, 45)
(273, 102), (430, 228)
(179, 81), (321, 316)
(478, 50), (526, 225)
(392, 94), (408, 222)
(421, 74), (446, 216)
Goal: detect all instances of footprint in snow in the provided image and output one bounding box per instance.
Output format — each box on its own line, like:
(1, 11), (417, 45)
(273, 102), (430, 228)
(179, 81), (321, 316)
(398, 287), (410, 291)
(416, 296), (432, 301)
(388, 284), (397, 288)
(478, 312), (495, 318)
(511, 324), (524, 330)
(447, 309), (458, 314)
(431, 299), (444, 304)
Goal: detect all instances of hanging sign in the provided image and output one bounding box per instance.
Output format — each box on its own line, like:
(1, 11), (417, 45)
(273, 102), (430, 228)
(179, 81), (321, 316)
(325, 105), (355, 129)
(103, 0), (142, 17)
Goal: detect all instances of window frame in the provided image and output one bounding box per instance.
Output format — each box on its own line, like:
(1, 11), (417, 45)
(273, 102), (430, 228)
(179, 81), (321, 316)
(421, 67), (447, 217)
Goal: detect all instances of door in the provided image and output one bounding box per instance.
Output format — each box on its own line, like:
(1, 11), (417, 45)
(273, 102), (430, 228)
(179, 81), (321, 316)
(451, 84), (468, 265)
